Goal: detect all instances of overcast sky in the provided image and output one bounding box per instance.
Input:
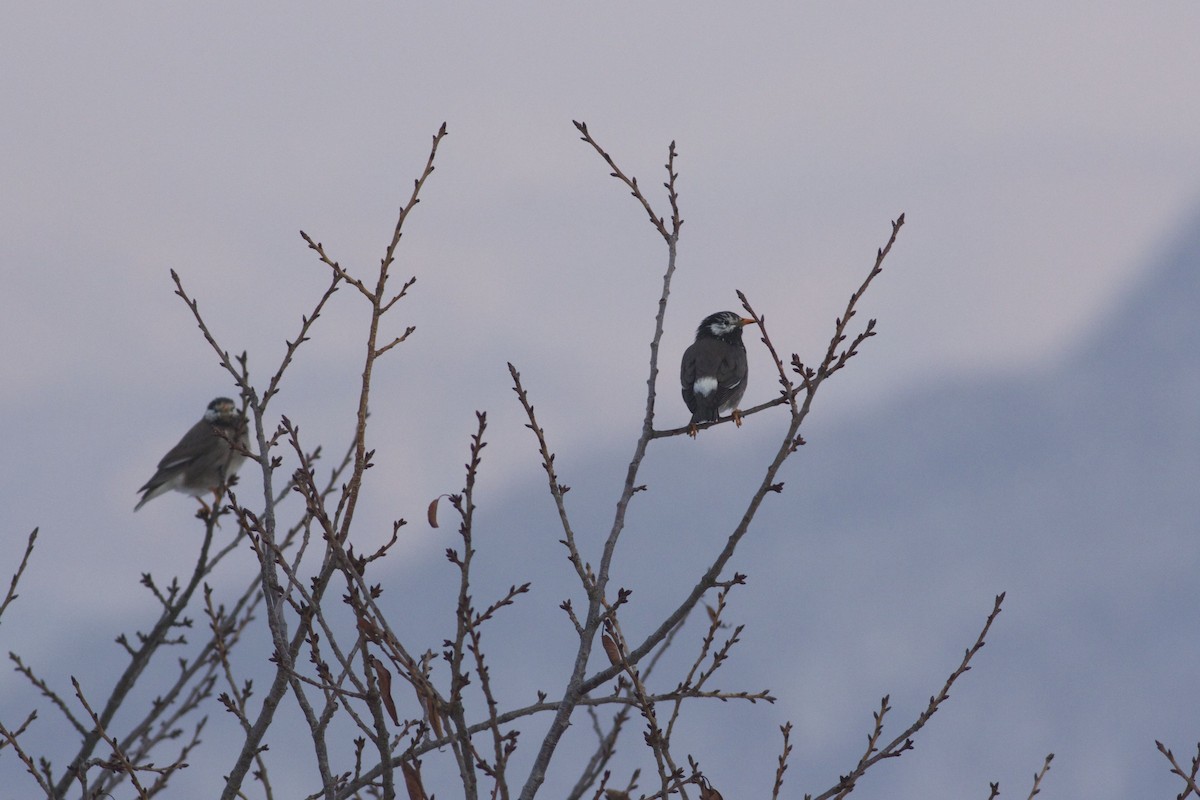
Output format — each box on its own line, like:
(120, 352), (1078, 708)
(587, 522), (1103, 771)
(2, 3), (1199, 797)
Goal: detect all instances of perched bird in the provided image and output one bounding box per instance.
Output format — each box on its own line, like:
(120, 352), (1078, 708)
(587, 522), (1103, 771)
(680, 311), (755, 436)
(135, 397), (249, 510)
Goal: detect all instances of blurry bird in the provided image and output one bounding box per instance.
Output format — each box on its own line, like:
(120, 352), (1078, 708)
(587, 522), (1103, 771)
(134, 397), (249, 510)
(680, 311), (754, 437)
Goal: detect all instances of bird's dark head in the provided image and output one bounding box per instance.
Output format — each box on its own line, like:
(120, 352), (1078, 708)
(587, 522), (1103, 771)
(204, 397), (242, 425)
(695, 311), (755, 343)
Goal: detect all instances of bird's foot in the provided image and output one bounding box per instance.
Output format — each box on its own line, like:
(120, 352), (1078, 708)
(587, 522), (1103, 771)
(195, 497), (213, 520)
(731, 409), (744, 427)
(687, 423), (699, 438)
(196, 490), (229, 526)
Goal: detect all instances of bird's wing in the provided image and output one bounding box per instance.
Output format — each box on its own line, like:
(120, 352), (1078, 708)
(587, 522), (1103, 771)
(180, 429), (244, 485)
(136, 420), (217, 495)
(705, 350), (746, 414)
(684, 339), (739, 384)
(681, 341), (701, 412)
(711, 348), (747, 391)
(688, 338), (745, 391)
(154, 420), (218, 472)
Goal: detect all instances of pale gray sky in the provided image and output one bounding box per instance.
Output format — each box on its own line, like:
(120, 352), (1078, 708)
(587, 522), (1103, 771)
(2, 3), (1199, 797)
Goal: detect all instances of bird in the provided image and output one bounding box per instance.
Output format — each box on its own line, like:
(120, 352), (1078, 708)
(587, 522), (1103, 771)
(680, 311), (754, 437)
(135, 397), (249, 511)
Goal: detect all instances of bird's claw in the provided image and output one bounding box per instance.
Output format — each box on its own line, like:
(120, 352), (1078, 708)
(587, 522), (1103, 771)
(732, 409), (744, 427)
(195, 498), (213, 520)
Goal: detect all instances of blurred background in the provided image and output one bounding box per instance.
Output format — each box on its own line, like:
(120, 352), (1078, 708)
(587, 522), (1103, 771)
(2, 3), (1199, 797)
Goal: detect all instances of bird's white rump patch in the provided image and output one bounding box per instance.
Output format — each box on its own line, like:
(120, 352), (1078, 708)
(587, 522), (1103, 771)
(693, 376), (718, 396)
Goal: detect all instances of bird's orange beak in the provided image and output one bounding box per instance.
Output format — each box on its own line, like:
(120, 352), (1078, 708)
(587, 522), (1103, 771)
(739, 317), (756, 326)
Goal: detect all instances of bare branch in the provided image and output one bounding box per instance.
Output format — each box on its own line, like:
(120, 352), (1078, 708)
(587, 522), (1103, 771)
(519, 127), (685, 800)
(0, 713), (55, 798)
(816, 213), (904, 381)
(1157, 740), (1200, 799)
(737, 294), (796, 415)
(508, 362), (588, 588)
(573, 121), (678, 242)
(71, 677), (154, 799)
(0, 527), (38, 624)
(53, 523), (220, 797)
(1025, 753), (1054, 799)
(812, 593), (1006, 800)
(262, 269), (343, 405)
(10, 653), (88, 737)
(771, 723), (793, 800)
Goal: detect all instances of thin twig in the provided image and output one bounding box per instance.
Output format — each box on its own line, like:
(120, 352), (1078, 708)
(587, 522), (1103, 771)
(771, 723), (793, 800)
(1157, 740), (1200, 799)
(71, 677), (153, 799)
(518, 124), (684, 800)
(0, 527), (38, 623)
(1025, 753), (1054, 800)
(0, 714), (54, 797)
(573, 121), (677, 242)
(219, 123), (447, 800)
(813, 593), (1006, 800)
(508, 364), (588, 590)
(52, 523), (218, 797)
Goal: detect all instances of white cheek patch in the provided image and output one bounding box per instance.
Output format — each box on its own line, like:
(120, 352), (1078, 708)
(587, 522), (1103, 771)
(693, 376), (718, 396)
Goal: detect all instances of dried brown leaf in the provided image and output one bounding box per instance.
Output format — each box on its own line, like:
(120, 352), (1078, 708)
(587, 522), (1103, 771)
(400, 760), (428, 800)
(370, 655), (399, 726)
(413, 681), (444, 738)
(602, 632), (623, 667)
(356, 614), (381, 643)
